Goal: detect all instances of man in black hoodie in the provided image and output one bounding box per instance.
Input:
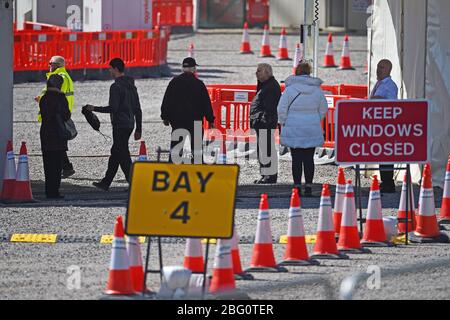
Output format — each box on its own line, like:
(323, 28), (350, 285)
(86, 58), (142, 191)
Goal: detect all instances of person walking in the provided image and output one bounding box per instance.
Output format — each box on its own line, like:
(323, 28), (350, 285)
(85, 58), (142, 191)
(277, 61), (327, 197)
(250, 63), (281, 184)
(35, 56), (76, 179)
(160, 57), (215, 164)
(370, 59), (399, 193)
(39, 74), (71, 199)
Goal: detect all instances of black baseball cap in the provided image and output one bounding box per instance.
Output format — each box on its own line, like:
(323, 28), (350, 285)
(182, 57), (199, 68)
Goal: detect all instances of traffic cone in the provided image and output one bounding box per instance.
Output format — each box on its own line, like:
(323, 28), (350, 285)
(292, 43), (303, 75)
(409, 164), (449, 243)
(231, 227), (254, 280)
(183, 238), (204, 273)
(126, 236), (149, 293)
(188, 43), (195, 59)
(276, 27), (291, 60)
(281, 188), (319, 266)
(259, 24), (274, 58)
(209, 239), (236, 294)
(1, 141), (16, 201)
(105, 216), (136, 295)
(338, 35), (355, 70)
(361, 176), (392, 247)
(245, 194), (288, 272)
(337, 180), (371, 253)
(311, 185), (348, 260)
(323, 33), (337, 68)
(11, 142), (33, 202)
(397, 172), (416, 234)
(439, 156), (450, 224)
(333, 167), (346, 238)
(240, 22), (253, 54)
(137, 141), (148, 161)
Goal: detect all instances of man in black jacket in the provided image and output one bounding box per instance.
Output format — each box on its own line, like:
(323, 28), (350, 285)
(161, 57), (215, 164)
(250, 63), (281, 184)
(86, 58), (142, 191)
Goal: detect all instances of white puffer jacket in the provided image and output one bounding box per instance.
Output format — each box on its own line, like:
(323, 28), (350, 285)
(277, 75), (328, 149)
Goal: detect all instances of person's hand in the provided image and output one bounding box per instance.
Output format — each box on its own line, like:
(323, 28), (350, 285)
(85, 104), (95, 112)
(34, 96), (41, 103)
(163, 120), (170, 126)
(134, 131), (142, 141)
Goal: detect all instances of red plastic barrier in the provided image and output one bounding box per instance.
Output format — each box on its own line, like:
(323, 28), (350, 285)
(153, 0), (193, 27)
(13, 27), (171, 72)
(321, 84), (340, 96)
(246, 0), (269, 26)
(339, 84), (368, 99)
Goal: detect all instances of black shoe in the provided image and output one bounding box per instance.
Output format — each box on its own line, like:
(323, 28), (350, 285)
(62, 169), (75, 179)
(93, 181), (110, 191)
(254, 177), (265, 184)
(259, 175), (277, 184)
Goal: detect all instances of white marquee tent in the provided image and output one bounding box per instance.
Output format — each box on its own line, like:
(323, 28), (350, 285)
(369, 0), (450, 188)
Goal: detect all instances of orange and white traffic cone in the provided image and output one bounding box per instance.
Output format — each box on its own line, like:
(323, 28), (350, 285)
(292, 43), (303, 75)
(410, 164), (449, 243)
(245, 194), (288, 272)
(188, 43), (195, 59)
(311, 185), (348, 260)
(439, 156), (450, 224)
(323, 33), (337, 68)
(1, 141), (16, 201)
(137, 141), (148, 161)
(397, 172), (416, 234)
(209, 239), (236, 294)
(126, 236), (149, 293)
(333, 167), (346, 238)
(361, 176), (392, 247)
(231, 227), (254, 280)
(105, 216), (136, 296)
(183, 238), (205, 273)
(12, 142), (33, 202)
(240, 22), (253, 54)
(281, 188), (319, 266)
(338, 35), (355, 70)
(277, 27), (290, 60)
(216, 134), (227, 164)
(337, 180), (371, 253)
(259, 24), (274, 58)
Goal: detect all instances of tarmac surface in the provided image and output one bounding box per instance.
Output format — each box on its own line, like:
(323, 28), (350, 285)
(1, 31), (450, 301)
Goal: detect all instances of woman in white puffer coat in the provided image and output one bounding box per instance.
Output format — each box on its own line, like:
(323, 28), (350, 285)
(277, 61), (328, 196)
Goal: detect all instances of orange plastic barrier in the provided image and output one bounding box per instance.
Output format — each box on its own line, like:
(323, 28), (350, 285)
(205, 85), (365, 149)
(246, 0), (269, 26)
(13, 27), (170, 72)
(153, 0), (193, 27)
(339, 84), (368, 99)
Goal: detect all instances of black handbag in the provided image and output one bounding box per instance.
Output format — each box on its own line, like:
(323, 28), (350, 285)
(56, 114), (77, 141)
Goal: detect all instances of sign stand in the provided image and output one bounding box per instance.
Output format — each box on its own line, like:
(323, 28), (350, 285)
(353, 165), (414, 245)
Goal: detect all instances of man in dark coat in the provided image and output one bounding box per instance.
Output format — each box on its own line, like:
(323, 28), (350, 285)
(161, 57), (215, 164)
(39, 74), (71, 199)
(250, 63), (281, 184)
(86, 58), (143, 191)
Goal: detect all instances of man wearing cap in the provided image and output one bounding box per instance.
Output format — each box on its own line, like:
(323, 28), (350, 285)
(161, 57), (215, 163)
(35, 55), (75, 179)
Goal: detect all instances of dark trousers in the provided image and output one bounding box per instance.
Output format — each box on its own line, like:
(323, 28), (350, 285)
(255, 129), (278, 177)
(42, 150), (63, 197)
(62, 151), (73, 171)
(169, 125), (203, 164)
(380, 165), (395, 187)
(101, 127), (133, 186)
(291, 148), (316, 186)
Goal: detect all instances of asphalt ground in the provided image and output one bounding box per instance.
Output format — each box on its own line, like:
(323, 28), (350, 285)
(1, 31), (450, 301)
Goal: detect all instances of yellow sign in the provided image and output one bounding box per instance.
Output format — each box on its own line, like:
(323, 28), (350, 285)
(126, 162), (239, 238)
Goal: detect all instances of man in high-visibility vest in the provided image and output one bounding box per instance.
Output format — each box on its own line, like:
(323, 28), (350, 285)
(35, 56), (75, 178)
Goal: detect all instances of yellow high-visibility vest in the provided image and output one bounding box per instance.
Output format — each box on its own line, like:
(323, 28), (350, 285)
(37, 67), (74, 122)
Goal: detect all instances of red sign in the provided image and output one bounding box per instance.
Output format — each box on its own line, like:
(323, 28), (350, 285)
(335, 100), (429, 164)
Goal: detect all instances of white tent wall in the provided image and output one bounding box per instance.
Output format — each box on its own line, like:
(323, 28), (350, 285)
(370, 0), (450, 188)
